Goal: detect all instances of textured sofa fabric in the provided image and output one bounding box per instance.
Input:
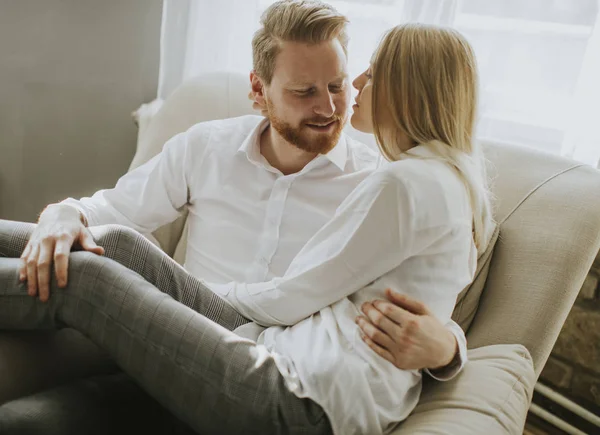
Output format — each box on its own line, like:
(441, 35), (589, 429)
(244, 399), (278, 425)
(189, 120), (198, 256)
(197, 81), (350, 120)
(2, 72), (600, 434)
(395, 344), (534, 435)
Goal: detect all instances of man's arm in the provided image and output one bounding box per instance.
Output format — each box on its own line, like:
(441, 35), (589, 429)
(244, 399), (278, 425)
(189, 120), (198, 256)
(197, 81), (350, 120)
(425, 319), (467, 379)
(20, 126), (205, 300)
(61, 130), (197, 232)
(357, 289), (467, 375)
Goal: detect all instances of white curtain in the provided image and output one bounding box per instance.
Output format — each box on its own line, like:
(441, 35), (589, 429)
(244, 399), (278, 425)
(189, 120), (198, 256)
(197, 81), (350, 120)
(156, 0), (600, 167)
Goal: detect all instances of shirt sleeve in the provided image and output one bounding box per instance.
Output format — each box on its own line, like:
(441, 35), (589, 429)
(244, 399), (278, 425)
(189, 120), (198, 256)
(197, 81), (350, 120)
(61, 127), (203, 233)
(223, 170), (418, 326)
(424, 319), (468, 381)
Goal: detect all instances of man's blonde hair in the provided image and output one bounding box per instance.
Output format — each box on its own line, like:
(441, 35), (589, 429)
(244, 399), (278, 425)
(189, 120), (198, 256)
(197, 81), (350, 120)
(252, 0), (349, 84)
(371, 24), (494, 250)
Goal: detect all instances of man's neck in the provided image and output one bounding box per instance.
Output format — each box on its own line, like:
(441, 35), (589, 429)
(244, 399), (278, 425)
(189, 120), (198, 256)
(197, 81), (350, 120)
(260, 126), (318, 176)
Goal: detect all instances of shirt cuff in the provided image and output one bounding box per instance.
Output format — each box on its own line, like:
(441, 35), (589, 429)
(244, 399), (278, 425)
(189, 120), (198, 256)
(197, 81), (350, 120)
(424, 324), (468, 381)
(60, 198), (93, 227)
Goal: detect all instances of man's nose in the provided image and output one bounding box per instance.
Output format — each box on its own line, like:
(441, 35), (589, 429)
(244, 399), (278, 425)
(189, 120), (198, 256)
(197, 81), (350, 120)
(313, 91), (335, 118)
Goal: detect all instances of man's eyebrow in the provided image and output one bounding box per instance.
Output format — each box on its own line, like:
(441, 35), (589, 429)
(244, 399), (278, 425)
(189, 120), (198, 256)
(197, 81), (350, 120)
(287, 81), (314, 87)
(287, 76), (347, 87)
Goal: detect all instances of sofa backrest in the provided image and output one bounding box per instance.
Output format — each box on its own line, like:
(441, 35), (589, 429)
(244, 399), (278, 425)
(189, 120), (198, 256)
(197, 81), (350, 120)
(130, 72), (600, 375)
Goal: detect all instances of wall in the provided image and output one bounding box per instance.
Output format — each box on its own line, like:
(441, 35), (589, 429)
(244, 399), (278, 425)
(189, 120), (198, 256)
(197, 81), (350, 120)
(0, 0), (162, 221)
(539, 250), (600, 422)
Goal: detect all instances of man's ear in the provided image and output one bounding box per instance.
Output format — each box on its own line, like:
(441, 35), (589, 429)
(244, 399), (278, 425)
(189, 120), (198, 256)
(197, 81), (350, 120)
(250, 71), (267, 106)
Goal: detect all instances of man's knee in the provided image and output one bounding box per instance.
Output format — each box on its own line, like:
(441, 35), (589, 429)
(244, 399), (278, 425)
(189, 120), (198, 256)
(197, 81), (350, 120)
(90, 224), (139, 250)
(89, 224), (159, 262)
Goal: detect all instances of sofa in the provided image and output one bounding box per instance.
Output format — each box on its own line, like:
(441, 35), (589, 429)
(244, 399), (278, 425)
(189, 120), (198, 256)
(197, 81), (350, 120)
(2, 71), (600, 434)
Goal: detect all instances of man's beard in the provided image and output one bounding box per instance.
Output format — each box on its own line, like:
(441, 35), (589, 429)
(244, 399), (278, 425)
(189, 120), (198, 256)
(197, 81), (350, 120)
(266, 99), (346, 155)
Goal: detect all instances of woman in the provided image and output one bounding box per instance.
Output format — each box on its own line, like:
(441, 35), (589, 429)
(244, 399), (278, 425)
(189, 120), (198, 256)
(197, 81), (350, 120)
(0, 24), (492, 435)
(222, 23), (494, 434)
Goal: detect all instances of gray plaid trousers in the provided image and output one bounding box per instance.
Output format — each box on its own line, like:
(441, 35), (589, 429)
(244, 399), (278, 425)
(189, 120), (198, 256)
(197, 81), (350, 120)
(0, 219), (331, 435)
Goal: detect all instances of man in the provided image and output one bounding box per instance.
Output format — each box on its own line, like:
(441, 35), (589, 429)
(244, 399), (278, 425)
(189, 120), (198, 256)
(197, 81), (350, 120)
(0, 1), (466, 433)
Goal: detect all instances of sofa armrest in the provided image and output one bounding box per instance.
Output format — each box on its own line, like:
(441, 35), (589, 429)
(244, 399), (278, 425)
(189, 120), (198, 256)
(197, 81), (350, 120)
(392, 344), (535, 435)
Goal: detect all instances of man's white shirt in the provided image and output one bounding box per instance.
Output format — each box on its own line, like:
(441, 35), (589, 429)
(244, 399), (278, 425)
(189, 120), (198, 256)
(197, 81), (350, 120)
(63, 115), (471, 435)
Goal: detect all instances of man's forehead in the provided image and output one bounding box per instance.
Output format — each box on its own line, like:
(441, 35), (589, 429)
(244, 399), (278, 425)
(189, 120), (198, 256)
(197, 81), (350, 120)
(272, 40), (348, 85)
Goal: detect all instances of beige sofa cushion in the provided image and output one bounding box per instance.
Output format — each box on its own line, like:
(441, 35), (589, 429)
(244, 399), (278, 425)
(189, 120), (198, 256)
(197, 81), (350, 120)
(452, 224), (499, 331)
(392, 344), (535, 435)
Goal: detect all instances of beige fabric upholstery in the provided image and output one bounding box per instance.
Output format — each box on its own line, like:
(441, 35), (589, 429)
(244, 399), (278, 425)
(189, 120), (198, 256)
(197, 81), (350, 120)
(127, 72), (600, 433)
(394, 344), (534, 435)
(467, 144), (600, 375)
(2, 72), (600, 434)
(452, 225), (499, 331)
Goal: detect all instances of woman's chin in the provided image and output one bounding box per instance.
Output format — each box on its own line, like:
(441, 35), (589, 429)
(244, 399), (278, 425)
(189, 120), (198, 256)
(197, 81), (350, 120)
(350, 113), (372, 134)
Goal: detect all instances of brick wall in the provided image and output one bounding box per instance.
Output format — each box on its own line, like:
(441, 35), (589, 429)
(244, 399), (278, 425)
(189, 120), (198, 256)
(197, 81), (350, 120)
(539, 249), (600, 415)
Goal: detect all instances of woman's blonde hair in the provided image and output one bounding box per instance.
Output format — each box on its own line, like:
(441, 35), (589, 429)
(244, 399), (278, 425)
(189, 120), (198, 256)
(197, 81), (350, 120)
(252, 0), (349, 84)
(371, 24), (494, 250)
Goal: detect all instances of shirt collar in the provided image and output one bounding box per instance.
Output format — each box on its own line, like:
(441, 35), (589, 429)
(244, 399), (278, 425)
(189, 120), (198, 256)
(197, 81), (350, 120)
(237, 118), (269, 165)
(401, 140), (444, 160)
(322, 134), (348, 172)
(238, 118), (348, 172)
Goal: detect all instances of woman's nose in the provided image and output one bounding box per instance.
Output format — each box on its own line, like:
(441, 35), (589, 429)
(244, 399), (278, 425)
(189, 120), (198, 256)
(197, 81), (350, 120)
(352, 73), (365, 91)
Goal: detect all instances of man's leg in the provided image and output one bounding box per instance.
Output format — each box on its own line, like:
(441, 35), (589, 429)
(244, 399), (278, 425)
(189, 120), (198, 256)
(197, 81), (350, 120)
(0, 220), (119, 406)
(0, 220), (250, 331)
(0, 220), (249, 433)
(0, 372), (193, 435)
(0, 249), (331, 434)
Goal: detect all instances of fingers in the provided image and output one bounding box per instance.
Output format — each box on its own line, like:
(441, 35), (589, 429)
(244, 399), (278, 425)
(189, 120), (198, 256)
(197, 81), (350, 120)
(385, 288), (430, 315)
(19, 243), (32, 281)
(26, 244), (40, 297)
(358, 328), (396, 365)
(369, 299), (410, 326)
(355, 315), (396, 351)
(361, 302), (404, 338)
(37, 239), (55, 302)
(54, 238), (72, 288)
(79, 230), (104, 255)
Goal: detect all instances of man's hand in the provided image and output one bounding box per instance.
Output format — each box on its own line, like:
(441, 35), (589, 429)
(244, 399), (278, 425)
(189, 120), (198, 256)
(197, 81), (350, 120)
(19, 204), (104, 302)
(356, 288), (457, 371)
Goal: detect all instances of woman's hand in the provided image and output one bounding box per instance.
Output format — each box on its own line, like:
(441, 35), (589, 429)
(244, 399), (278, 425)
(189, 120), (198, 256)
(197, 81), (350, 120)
(356, 288), (457, 371)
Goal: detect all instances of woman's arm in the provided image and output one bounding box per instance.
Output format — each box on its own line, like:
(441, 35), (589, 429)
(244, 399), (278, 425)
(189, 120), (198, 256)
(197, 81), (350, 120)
(223, 170), (415, 326)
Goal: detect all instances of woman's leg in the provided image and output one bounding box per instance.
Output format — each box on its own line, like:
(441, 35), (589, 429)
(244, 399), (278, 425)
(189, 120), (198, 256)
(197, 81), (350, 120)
(0, 252), (331, 435)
